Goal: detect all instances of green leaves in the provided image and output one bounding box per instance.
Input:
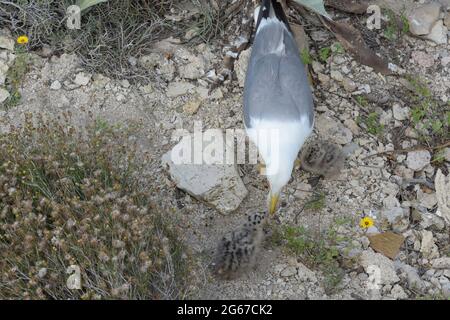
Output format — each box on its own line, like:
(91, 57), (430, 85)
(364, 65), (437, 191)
(76, 0), (108, 12)
(292, 0), (331, 19)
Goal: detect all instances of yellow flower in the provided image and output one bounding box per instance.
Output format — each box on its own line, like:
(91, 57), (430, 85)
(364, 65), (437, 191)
(17, 35), (29, 44)
(360, 216), (374, 229)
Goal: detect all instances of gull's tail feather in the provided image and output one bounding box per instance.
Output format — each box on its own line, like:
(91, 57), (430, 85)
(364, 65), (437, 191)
(255, 0), (292, 33)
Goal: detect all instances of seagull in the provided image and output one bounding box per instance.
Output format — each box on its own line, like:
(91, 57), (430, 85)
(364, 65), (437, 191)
(244, 0), (314, 215)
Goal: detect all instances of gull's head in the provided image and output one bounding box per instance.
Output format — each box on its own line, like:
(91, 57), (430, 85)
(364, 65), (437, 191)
(246, 117), (313, 216)
(266, 155), (295, 215)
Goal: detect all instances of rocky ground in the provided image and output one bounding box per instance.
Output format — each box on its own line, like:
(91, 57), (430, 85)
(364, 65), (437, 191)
(1, 0), (449, 300)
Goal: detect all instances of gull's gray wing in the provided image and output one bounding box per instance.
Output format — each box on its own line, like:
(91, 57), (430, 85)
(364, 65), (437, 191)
(243, 22), (314, 128)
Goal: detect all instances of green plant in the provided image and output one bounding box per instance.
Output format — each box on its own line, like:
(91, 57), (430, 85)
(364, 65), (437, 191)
(400, 14), (410, 34)
(432, 149), (446, 164)
(319, 47), (331, 62)
(405, 75), (449, 143)
(0, 114), (193, 299)
(384, 24), (396, 40)
(300, 48), (312, 65)
(3, 47), (29, 109)
(383, 9), (409, 40)
(283, 222), (345, 293)
(77, 0), (109, 11)
(303, 192), (326, 211)
(357, 112), (384, 136)
(355, 95), (368, 107)
(332, 42), (345, 54)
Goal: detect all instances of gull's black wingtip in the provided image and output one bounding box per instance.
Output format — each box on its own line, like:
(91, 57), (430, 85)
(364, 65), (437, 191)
(255, 0), (292, 33)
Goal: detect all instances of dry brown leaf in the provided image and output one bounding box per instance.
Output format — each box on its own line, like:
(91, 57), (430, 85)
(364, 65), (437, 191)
(324, 0), (370, 14)
(290, 23), (313, 83)
(291, 23), (309, 54)
(368, 231), (405, 259)
(321, 18), (392, 75)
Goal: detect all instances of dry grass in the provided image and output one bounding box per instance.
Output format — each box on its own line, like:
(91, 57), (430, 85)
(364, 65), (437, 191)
(0, 113), (193, 299)
(0, 0), (234, 80)
(0, 0), (175, 80)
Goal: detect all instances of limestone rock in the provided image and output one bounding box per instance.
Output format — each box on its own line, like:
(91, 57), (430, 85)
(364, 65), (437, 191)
(0, 87), (10, 103)
(360, 250), (400, 285)
(166, 81), (195, 98)
(73, 72), (91, 86)
(432, 257), (450, 269)
(315, 114), (353, 145)
(0, 31), (14, 51)
(235, 48), (251, 88)
(435, 169), (450, 224)
(408, 3), (442, 35)
(425, 20), (448, 44)
(420, 230), (439, 259)
(162, 134), (248, 214)
(392, 103), (410, 121)
(406, 150), (431, 171)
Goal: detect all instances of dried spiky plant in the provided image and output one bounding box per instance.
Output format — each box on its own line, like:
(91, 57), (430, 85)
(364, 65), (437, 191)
(0, 113), (193, 299)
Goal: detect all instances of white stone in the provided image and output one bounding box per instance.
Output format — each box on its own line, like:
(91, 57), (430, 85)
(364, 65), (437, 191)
(38, 268), (47, 278)
(360, 250), (400, 285)
(435, 169), (450, 224)
(441, 56), (450, 66)
(294, 182), (312, 199)
(161, 134), (248, 214)
(395, 261), (425, 291)
(0, 60), (8, 85)
(0, 87), (9, 103)
(139, 53), (175, 81)
(342, 78), (357, 92)
(443, 148), (450, 161)
(166, 81), (195, 98)
(73, 72), (91, 86)
(315, 114), (353, 145)
(390, 284), (408, 299)
(50, 80), (62, 90)
(280, 266), (297, 277)
(420, 230), (439, 259)
(383, 195), (400, 209)
(381, 206), (409, 232)
(432, 257), (450, 269)
(411, 51), (435, 68)
(408, 3), (442, 35)
(406, 150), (431, 171)
(235, 48), (251, 88)
(183, 99), (202, 115)
(297, 263), (317, 282)
(116, 93), (126, 102)
(392, 103), (410, 121)
(318, 73), (330, 86)
(0, 34), (14, 51)
(179, 57), (206, 80)
(416, 188), (437, 209)
(425, 20), (448, 44)
(311, 60), (324, 73)
(330, 70), (344, 82)
(121, 79), (130, 88)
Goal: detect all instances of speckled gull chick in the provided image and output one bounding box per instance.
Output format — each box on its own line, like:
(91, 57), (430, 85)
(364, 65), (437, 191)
(244, 0), (314, 215)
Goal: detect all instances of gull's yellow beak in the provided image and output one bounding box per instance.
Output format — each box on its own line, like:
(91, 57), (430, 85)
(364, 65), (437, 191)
(268, 192), (279, 215)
